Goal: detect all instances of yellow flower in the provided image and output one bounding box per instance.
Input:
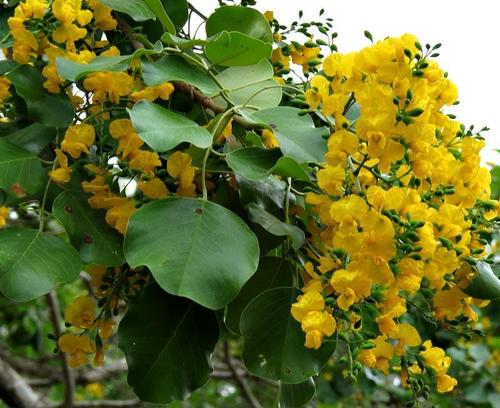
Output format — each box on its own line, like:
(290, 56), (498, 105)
(317, 165), (345, 196)
(129, 150), (162, 175)
(0, 206), (9, 229)
(52, 0), (92, 27)
(130, 83), (175, 102)
(84, 72), (134, 104)
(49, 149), (72, 184)
(436, 373), (457, 393)
(0, 77), (11, 105)
(58, 333), (95, 368)
(262, 129), (279, 149)
(85, 383), (104, 398)
(263, 10), (274, 22)
(105, 198), (136, 234)
(138, 178), (169, 199)
(53, 23), (87, 45)
(291, 291), (324, 321)
(88, 0), (117, 31)
(271, 48), (290, 74)
(167, 151), (197, 195)
(420, 340), (451, 376)
(64, 296), (95, 328)
(357, 335), (394, 374)
(61, 124), (95, 159)
(301, 311), (336, 349)
(109, 119), (144, 159)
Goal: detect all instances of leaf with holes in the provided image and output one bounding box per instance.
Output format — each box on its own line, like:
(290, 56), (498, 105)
(124, 197), (260, 309)
(119, 285), (219, 403)
(0, 229), (81, 301)
(240, 287), (335, 383)
(52, 191), (123, 266)
(0, 139), (44, 203)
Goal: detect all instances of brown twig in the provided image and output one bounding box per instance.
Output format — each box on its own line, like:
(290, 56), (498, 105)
(224, 342), (262, 408)
(46, 291), (76, 407)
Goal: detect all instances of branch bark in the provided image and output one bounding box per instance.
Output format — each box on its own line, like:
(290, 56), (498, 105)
(46, 291), (76, 407)
(0, 356), (48, 408)
(224, 342), (262, 408)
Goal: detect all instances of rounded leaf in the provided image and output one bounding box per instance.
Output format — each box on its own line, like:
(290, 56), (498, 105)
(280, 378), (316, 408)
(205, 31), (272, 67)
(240, 287), (335, 384)
(226, 257), (294, 334)
(129, 100), (212, 152)
(206, 6), (273, 43)
(124, 198), (260, 309)
(0, 229), (81, 301)
(52, 191), (123, 266)
(119, 285), (219, 403)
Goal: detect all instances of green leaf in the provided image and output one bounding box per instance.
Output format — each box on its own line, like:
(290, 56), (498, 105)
(144, 0), (176, 34)
(0, 139), (44, 202)
(56, 44), (163, 82)
(205, 31), (272, 67)
(161, 33), (205, 50)
(0, 12), (14, 48)
(462, 262), (500, 300)
(226, 148), (310, 181)
(124, 197), (260, 310)
(0, 229), (81, 301)
(214, 59), (282, 109)
(241, 287), (335, 383)
(226, 257), (294, 334)
(118, 285), (219, 403)
(52, 191), (123, 266)
(99, 0), (156, 21)
(128, 100), (212, 152)
(206, 6), (273, 43)
(237, 175), (287, 212)
(162, 0), (188, 27)
(248, 107), (328, 163)
(280, 378), (316, 408)
(4, 123), (56, 154)
(0, 60), (19, 76)
(248, 204), (305, 250)
(6, 65), (74, 127)
(141, 55), (218, 95)
(491, 165), (500, 200)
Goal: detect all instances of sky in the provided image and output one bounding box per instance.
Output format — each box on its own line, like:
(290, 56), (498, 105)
(192, 0), (499, 165)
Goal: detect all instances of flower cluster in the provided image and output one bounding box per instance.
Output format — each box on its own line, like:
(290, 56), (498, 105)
(292, 34), (498, 394)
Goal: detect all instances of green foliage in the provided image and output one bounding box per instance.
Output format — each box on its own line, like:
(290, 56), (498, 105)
(0, 229), (81, 301)
(118, 284), (219, 403)
(128, 100), (213, 152)
(240, 287), (335, 383)
(6, 65), (74, 127)
(124, 197), (259, 309)
(52, 191), (124, 266)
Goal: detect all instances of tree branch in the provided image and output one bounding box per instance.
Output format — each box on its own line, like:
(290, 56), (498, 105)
(224, 342), (262, 408)
(0, 356), (48, 408)
(46, 291), (76, 407)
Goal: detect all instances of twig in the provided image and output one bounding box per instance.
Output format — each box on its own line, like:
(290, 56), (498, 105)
(0, 356), (47, 408)
(46, 291), (76, 407)
(188, 2), (207, 20)
(224, 342), (262, 408)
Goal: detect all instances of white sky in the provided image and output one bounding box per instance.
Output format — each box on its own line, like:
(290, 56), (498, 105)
(193, 0), (500, 166)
